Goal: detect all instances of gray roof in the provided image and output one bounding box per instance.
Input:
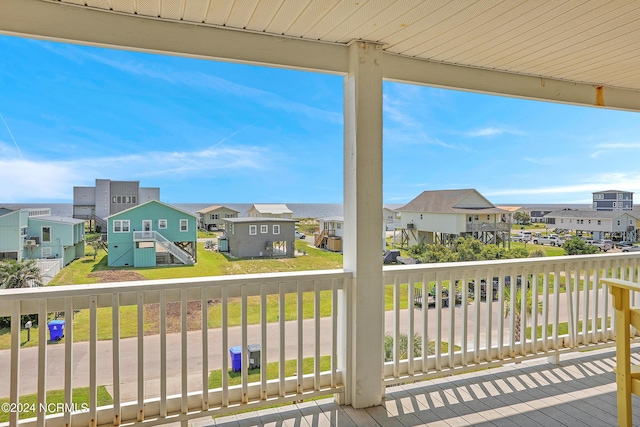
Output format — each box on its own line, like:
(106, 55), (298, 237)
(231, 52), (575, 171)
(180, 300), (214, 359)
(223, 217), (297, 224)
(250, 204), (292, 214)
(196, 205), (240, 214)
(31, 216), (85, 225)
(318, 216), (344, 222)
(398, 189), (508, 214)
(544, 209), (639, 220)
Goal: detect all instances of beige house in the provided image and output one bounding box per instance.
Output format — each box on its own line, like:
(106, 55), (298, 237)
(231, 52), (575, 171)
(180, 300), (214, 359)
(247, 203), (293, 219)
(397, 189), (511, 247)
(196, 205), (240, 231)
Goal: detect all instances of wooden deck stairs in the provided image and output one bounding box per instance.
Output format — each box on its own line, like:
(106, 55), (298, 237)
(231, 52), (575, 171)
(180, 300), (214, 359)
(315, 229), (328, 249)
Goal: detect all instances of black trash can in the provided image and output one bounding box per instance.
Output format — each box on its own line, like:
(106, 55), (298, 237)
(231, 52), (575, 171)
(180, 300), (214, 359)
(247, 344), (261, 369)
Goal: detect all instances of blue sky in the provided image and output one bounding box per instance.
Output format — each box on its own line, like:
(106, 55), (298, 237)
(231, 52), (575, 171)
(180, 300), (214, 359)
(1, 34), (640, 206)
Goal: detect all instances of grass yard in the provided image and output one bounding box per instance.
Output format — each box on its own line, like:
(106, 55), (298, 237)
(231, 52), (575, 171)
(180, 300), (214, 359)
(0, 386), (112, 422)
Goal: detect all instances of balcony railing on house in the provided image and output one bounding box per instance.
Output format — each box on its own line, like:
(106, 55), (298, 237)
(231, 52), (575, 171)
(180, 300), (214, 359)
(465, 222), (511, 233)
(2, 253), (640, 426)
(133, 231), (194, 265)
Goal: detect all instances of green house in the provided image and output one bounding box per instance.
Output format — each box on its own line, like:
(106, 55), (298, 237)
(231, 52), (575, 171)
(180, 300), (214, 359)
(0, 207), (85, 265)
(106, 200), (197, 267)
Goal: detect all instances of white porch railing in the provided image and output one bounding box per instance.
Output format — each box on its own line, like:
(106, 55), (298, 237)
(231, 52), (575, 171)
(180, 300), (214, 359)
(382, 252), (640, 385)
(0, 270), (347, 427)
(133, 231), (193, 265)
(2, 253), (640, 426)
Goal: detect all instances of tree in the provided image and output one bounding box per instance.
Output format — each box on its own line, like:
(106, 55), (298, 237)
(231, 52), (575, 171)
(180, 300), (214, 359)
(513, 211), (531, 225)
(0, 259), (43, 289)
(85, 233), (103, 261)
(563, 237), (599, 255)
(504, 287), (543, 342)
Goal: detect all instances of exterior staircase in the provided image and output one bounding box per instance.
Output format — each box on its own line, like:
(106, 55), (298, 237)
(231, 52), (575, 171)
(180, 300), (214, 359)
(133, 231), (194, 265)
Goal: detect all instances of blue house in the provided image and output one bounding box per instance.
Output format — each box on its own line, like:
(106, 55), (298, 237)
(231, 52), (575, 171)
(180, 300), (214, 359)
(106, 200), (197, 267)
(0, 207), (85, 265)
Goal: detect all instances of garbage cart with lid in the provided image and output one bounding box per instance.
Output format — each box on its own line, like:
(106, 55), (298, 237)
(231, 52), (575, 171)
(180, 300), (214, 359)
(229, 346), (242, 372)
(247, 344), (261, 369)
(48, 320), (65, 341)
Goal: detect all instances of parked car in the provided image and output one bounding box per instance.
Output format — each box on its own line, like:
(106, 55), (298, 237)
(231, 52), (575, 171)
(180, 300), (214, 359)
(295, 231), (306, 239)
(616, 241), (633, 249)
(592, 239), (613, 252)
(622, 245), (640, 252)
(532, 235), (562, 246)
(512, 231), (532, 242)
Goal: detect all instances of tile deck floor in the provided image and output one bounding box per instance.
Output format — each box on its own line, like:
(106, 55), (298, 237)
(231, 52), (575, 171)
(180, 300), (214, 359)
(184, 344), (640, 427)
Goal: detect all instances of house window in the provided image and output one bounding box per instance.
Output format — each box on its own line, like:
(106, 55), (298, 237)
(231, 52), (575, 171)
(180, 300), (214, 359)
(249, 225), (257, 235)
(273, 225), (280, 234)
(560, 219), (564, 224)
(588, 220), (591, 224)
(117, 196), (122, 203)
(42, 226), (51, 242)
(420, 214), (423, 219)
(613, 202), (617, 207)
(468, 216), (472, 223)
(180, 219), (188, 232)
(231, 224), (235, 234)
(261, 225), (268, 233)
(122, 220), (130, 232)
(41, 247), (51, 258)
(159, 219), (167, 229)
(132, 196), (136, 203)
(474, 215), (479, 221)
(618, 220), (621, 226)
(114, 220), (121, 232)
(337, 223), (341, 229)
(487, 215), (490, 220)
(211, 214), (219, 220)
(597, 220), (602, 225)
(112, 196), (117, 203)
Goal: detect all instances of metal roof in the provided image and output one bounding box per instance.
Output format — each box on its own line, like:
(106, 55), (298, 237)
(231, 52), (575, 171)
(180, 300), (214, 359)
(544, 209), (640, 220)
(2, 0), (640, 111)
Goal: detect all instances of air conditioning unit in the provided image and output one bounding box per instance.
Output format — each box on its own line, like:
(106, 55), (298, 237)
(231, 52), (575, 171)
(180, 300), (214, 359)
(24, 240), (37, 246)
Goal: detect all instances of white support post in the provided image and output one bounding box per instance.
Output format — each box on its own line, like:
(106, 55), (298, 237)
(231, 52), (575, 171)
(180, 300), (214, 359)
(340, 40), (384, 408)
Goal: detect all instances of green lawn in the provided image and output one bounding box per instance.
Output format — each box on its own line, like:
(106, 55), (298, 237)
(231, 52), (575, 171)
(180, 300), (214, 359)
(0, 386), (112, 422)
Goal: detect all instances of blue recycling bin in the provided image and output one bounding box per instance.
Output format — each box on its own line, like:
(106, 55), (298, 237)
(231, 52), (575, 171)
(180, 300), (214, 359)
(48, 320), (65, 341)
(229, 346), (242, 372)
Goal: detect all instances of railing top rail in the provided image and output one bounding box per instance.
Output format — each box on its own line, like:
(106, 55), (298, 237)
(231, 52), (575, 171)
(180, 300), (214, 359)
(0, 268), (350, 300)
(383, 251), (639, 276)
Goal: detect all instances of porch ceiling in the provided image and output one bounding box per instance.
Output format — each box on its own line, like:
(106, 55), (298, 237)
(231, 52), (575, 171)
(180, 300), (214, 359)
(2, 0), (640, 110)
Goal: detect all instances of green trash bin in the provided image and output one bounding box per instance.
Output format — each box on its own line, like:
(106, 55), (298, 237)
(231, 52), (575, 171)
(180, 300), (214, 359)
(247, 344), (261, 369)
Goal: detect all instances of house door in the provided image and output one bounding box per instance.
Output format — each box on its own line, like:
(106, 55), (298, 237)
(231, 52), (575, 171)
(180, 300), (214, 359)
(142, 220), (152, 232)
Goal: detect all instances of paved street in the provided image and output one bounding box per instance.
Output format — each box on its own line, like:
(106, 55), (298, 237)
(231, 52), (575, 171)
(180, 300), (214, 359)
(0, 287), (601, 403)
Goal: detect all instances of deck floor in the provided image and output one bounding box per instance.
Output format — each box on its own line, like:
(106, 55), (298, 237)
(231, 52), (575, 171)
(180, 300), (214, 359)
(189, 345), (640, 427)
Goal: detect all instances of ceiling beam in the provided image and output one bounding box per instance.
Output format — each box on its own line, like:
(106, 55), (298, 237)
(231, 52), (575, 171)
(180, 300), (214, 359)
(2, 0), (640, 112)
(0, 0), (348, 74)
(383, 53), (640, 113)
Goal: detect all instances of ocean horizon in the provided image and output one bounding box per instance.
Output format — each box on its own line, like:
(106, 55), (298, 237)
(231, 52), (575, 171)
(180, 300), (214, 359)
(0, 202), (590, 219)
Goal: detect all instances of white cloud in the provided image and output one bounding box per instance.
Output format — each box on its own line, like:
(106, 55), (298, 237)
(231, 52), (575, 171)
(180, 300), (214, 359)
(463, 127), (523, 137)
(596, 142), (640, 149)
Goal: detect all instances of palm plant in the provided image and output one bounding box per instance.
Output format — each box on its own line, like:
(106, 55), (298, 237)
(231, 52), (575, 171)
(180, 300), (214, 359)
(384, 332), (434, 362)
(504, 286), (542, 342)
(0, 259), (43, 289)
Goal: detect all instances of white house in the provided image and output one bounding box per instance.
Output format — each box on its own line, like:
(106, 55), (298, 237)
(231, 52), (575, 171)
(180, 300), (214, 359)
(247, 204), (293, 219)
(544, 209), (638, 241)
(396, 189), (511, 247)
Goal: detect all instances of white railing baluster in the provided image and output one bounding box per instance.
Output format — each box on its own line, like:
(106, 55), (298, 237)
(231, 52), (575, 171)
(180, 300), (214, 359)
(582, 262), (591, 345)
(10, 303), (20, 427)
(604, 260), (612, 338)
(473, 270), (480, 364)
(314, 280), (321, 391)
(64, 297), (73, 427)
(201, 287), (209, 410)
(260, 283), (267, 399)
(393, 275), (400, 377)
(461, 273), (468, 367)
(112, 293), (121, 426)
(37, 299), (46, 427)
(592, 264), (601, 343)
(181, 288), (188, 413)
(160, 290), (167, 417)
(278, 282), (285, 397)
(221, 286), (229, 407)
(497, 273), (504, 360)
(565, 263), (575, 348)
(486, 271), (493, 362)
(434, 272), (442, 371)
(331, 279), (338, 389)
(552, 266), (560, 349)
(421, 272), (429, 373)
(407, 275), (415, 375)
(137, 292), (144, 421)
(531, 268), (539, 354)
(541, 270), (549, 352)
(519, 269), (526, 356)
(448, 271), (455, 368)
(90, 295), (97, 427)
(241, 284), (248, 403)
(507, 270), (515, 358)
(296, 282), (303, 395)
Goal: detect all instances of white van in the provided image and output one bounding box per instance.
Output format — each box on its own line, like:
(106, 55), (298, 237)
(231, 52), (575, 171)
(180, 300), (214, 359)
(512, 231), (532, 242)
